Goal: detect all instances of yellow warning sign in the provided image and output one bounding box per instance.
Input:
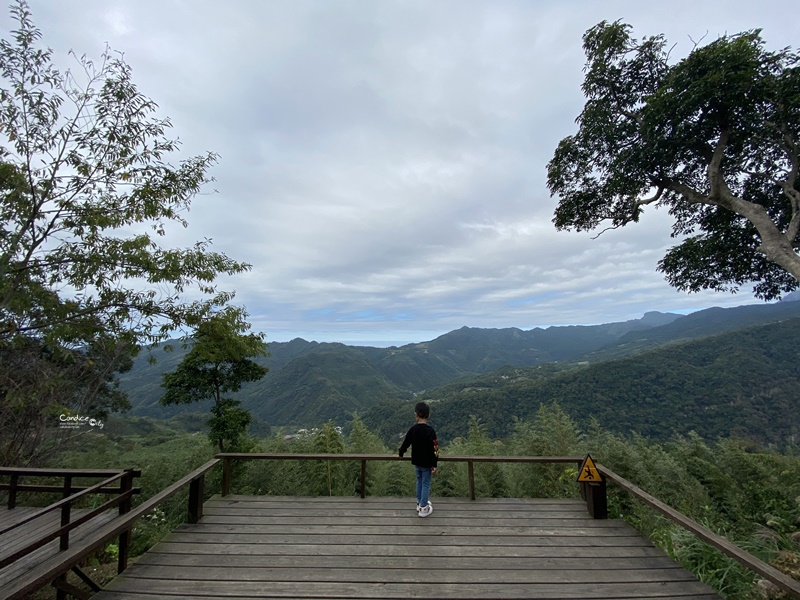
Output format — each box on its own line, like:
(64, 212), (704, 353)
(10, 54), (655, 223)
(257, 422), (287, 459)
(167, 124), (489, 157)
(576, 454), (603, 483)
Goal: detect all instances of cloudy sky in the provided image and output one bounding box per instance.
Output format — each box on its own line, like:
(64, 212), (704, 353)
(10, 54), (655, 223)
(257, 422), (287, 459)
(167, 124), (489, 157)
(10, 1), (798, 345)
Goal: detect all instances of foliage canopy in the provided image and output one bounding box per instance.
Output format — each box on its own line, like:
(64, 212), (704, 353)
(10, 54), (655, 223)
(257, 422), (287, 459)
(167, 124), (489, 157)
(548, 21), (800, 300)
(160, 306), (268, 451)
(0, 1), (248, 349)
(0, 1), (249, 464)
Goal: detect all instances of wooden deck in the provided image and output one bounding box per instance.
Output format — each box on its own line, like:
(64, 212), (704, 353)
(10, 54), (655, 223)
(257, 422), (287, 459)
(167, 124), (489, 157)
(0, 506), (120, 595)
(93, 495), (721, 600)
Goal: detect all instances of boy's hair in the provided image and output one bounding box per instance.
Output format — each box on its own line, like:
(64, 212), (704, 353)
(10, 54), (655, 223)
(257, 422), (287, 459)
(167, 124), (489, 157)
(414, 402), (430, 419)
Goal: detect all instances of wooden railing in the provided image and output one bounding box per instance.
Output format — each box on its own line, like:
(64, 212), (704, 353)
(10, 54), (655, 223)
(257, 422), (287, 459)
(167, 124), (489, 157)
(1, 461), (218, 600)
(597, 463), (800, 599)
(216, 452), (587, 501)
(215, 452), (800, 599)
(0, 467), (142, 510)
(0, 468), (141, 568)
(4, 455), (797, 598)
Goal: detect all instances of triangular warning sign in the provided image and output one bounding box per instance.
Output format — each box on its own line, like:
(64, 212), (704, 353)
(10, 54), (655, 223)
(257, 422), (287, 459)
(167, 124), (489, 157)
(576, 454), (603, 483)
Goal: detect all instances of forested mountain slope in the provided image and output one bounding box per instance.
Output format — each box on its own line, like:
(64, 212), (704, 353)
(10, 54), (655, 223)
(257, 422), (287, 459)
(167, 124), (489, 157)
(119, 301), (800, 430)
(362, 317), (800, 447)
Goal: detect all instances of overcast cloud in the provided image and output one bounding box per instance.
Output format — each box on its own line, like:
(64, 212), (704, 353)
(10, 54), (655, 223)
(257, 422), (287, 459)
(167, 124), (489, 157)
(9, 1), (798, 344)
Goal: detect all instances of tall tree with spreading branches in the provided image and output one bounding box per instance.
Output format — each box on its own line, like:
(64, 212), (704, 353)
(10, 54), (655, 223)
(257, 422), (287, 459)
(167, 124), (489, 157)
(548, 21), (800, 300)
(0, 1), (248, 349)
(0, 1), (249, 463)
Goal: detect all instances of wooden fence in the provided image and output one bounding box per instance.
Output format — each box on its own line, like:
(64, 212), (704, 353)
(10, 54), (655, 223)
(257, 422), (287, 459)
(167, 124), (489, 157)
(0, 467), (141, 571)
(2, 455), (798, 599)
(216, 452), (800, 599)
(0, 462), (215, 600)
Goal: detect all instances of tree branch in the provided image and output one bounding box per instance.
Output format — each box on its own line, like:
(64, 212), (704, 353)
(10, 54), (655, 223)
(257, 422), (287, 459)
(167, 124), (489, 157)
(590, 224), (624, 239)
(708, 127), (730, 202)
(636, 186), (664, 208)
(664, 180), (709, 205)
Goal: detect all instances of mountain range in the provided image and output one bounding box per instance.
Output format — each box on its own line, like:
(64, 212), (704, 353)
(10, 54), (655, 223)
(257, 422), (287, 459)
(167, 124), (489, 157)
(118, 299), (800, 445)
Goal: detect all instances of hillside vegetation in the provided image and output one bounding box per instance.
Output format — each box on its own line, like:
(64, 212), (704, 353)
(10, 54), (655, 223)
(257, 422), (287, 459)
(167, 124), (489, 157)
(117, 301), (800, 448)
(45, 408), (800, 600)
(363, 318), (800, 447)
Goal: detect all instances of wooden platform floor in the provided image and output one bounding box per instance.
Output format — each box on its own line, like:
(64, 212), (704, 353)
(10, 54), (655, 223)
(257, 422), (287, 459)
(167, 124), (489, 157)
(0, 505), (119, 593)
(95, 495), (721, 599)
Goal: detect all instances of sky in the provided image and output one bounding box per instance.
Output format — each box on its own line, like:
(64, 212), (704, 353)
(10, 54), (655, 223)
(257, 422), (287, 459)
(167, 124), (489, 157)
(7, 1), (799, 346)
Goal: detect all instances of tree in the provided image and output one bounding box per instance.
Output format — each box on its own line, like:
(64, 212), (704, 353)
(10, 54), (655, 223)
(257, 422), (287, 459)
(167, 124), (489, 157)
(312, 421), (346, 496)
(508, 404), (584, 498)
(160, 306), (268, 452)
(0, 1), (248, 349)
(0, 332), (132, 465)
(547, 21), (800, 300)
(346, 414), (389, 496)
(0, 1), (249, 463)
(464, 416), (508, 498)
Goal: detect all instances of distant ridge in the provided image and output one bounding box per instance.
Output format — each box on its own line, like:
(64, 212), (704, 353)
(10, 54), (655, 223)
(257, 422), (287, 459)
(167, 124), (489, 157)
(117, 301), (800, 434)
(361, 315), (800, 447)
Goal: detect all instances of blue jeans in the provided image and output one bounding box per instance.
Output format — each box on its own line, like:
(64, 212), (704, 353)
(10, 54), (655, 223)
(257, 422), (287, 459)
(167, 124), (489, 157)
(415, 465), (432, 507)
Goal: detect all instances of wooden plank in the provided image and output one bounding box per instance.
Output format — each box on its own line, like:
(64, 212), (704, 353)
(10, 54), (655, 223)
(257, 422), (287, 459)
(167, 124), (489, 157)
(1, 512), (63, 555)
(0, 510), (118, 588)
(162, 531), (652, 547)
(169, 523), (634, 536)
(202, 506), (590, 518)
(118, 564), (699, 584)
(0, 510), (94, 560)
(0, 507), (39, 529)
(102, 578), (719, 598)
(148, 541), (666, 558)
(91, 495), (721, 600)
(196, 515), (614, 527)
(137, 551), (683, 570)
(95, 594), (723, 600)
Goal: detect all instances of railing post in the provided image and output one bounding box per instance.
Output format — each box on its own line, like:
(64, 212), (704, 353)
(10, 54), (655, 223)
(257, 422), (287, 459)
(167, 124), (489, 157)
(118, 470), (134, 573)
(8, 473), (18, 509)
(54, 575), (67, 600)
(585, 480), (608, 519)
(60, 475), (72, 550)
(188, 474), (205, 523)
(222, 458), (232, 496)
(468, 461), (475, 501)
(360, 460), (367, 498)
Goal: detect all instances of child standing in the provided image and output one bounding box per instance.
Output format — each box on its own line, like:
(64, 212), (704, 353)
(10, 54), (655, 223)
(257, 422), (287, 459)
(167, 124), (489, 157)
(398, 402), (439, 517)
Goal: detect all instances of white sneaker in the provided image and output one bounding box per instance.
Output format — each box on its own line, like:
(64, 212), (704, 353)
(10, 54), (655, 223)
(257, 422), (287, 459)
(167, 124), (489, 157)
(418, 503), (433, 518)
(416, 504), (422, 512)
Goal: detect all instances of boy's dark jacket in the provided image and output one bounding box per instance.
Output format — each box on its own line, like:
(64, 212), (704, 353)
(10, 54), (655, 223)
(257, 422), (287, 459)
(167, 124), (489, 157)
(399, 423), (439, 468)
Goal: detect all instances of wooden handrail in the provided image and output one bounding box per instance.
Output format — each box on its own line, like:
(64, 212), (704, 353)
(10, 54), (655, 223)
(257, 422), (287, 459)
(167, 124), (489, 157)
(3, 458), (220, 600)
(7, 455), (794, 598)
(214, 452), (800, 597)
(0, 467), (142, 509)
(216, 452), (582, 463)
(0, 471), (129, 536)
(598, 464), (800, 599)
(215, 453), (584, 500)
(0, 487), (136, 569)
(0, 484), (142, 495)
(0, 466), (143, 599)
(0, 467), (142, 477)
